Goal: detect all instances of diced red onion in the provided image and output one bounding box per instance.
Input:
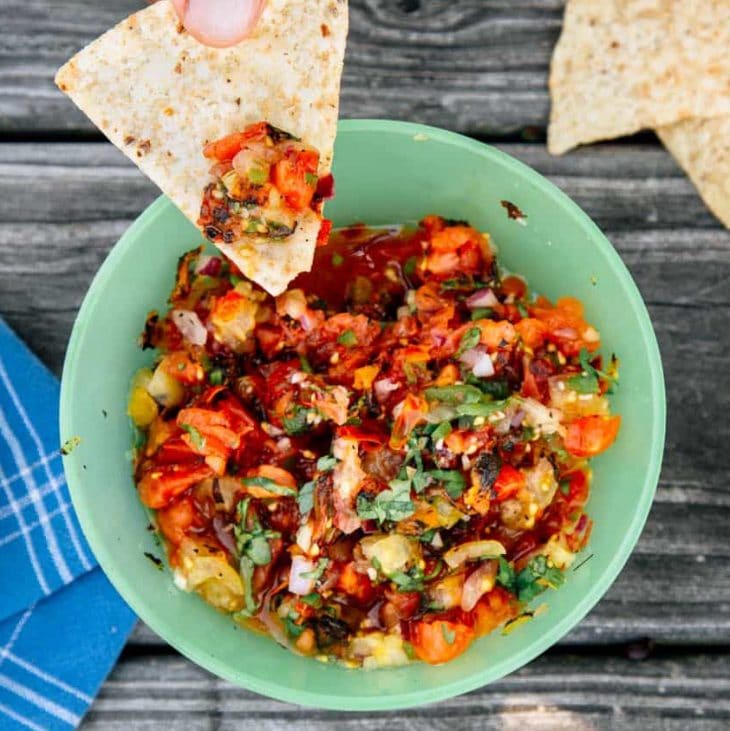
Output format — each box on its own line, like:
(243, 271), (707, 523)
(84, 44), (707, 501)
(553, 327), (578, 340)
(288, 556), (315, 595)
(466, 289), (498, 309)
(196, 255), (222, 276)
(461, 561), (498, 611)
(374, 378), (399, 403)
(460, 347), (495, 378)
(171, 309), (207, 346)
(212, 515), (237, 556)
(510, 409), (526, 428)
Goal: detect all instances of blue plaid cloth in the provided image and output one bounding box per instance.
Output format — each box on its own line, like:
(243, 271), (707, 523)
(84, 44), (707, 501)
(0, 319), (137, 729)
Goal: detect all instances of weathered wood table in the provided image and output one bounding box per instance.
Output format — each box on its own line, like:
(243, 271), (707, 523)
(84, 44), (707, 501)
(2, 1), (729, 728)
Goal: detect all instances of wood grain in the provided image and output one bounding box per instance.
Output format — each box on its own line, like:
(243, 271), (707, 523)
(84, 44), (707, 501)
(1, 142), (729, 647)
(0, 0), (564, 135)
(80, 651), (730, 730)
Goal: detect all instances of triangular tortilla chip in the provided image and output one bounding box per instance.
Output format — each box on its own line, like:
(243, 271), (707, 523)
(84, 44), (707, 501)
(55, 0), (347, 295)
(548, 0), (730, 155)
(658, 116), (730, 229)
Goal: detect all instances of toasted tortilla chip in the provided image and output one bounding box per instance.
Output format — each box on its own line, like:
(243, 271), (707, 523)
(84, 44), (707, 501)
(55, 0), (347, 295)
(657, 116), (730, 229)
(548, 0), (730, 155)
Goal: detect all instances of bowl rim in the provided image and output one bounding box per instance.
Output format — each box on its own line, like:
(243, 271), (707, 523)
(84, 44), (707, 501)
(60, 118), (666, 710)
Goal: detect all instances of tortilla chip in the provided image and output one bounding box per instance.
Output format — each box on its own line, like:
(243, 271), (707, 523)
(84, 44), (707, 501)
(55, 0), (347, 295)
(657, 116), (730, 229)
(548, 0), (730, 155)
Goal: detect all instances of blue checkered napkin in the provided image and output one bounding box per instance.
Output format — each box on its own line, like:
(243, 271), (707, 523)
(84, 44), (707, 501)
(0, 319), (136, 729)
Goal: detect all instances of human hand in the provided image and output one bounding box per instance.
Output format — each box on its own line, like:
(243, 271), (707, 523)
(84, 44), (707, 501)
(171, 0), (267, 48)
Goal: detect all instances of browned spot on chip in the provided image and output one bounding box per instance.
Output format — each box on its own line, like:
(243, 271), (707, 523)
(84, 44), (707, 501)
(321, 23), (330, 37)
(174, 62), (183, 74)
(137, 139), (152, 157)
(176, 22), (185, 34)
(164, 107), (174, 116)
(235, 97), (241, 106)
(124, 135), (136, 145)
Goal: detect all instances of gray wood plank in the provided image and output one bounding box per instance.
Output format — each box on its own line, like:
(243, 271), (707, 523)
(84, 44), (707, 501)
(0, 1), (564, 135)
(80, 651), (730, 729)
(1, 141), (729, 647)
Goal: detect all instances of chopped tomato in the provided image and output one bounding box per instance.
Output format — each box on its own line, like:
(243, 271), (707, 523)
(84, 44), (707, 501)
(317, 218), (333, 247)
(336, 562), (375, 605)
(272, 148), (319, 211)
(473, 587), (518, 636)
(564, 415), (621, 457)
(245, 465), (297, 497)
(501, 275), (527, 300)
(531, 296), (600, 356)
(203, 122), (269, 161)
(492, 464), (525, 501)
(138, 463), (213, 509)
(474, 319), (517, 351)
(423, 222), (488, 280)
(161, 352), (204, 385)
(515, 318), (548, 349)
(410, 617), (476, 665)
(156, 495), (197, 545)
(389, 393), (428, 449)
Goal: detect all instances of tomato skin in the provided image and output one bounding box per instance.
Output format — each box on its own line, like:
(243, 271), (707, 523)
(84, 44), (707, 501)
(564, 415), (621, 457)
(473, 587), (518, 636)
(501, 275), (527, 300)
(492, 464), (525, 501)
(515, 318), (548, 350)
(156, 495), (197, 545)
(316, 218), (333, 247)
(336, 562), (376, 605)
(272, 149), (319, 211)
(203, 122), (269, 161)
(138, 463), (214, 509)
(410, 617), (476, 665)
(162, 352), (204, 385)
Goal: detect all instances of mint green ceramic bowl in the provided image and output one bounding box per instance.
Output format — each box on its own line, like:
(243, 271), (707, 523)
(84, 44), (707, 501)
(60, 120), (665, 710)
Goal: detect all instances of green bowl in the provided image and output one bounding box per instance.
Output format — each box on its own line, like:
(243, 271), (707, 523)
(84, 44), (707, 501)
(60, 119), (665, 710)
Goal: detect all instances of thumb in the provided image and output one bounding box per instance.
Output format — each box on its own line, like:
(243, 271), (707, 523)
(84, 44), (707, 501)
(171, 0), (267, 48)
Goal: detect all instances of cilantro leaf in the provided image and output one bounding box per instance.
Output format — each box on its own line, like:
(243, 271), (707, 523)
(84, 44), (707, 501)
(424, 384), (484, 405)
(297, 480), (315, 516)
(180, 423), (205, 450)
(430, 421), (452, 443)
(441, 623), (456, 645)
(282, 405), (310, 435)
(337, 329), (358, 347)
(301, 558), (329, 581)
(470, 307), (493, 321)
(457, 327), (481, 356)
(240, 476), (297, 497)
(496, 556), (517, 592)
(515, 555), (565, 603)
(426, 469), (466, 499)
(356, 479), (415, 524)
(316, 454), (337, 472)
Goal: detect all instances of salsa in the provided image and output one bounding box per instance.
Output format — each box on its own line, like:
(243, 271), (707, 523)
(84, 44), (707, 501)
(128, 216), (620, 668)
(198, 121), (332, 246)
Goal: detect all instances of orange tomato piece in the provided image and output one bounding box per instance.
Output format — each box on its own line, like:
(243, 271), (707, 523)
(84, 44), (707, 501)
(473, 587), (519, 636)
(410, 618), (476, 665)
(203, 122), (269, 161)
(161, 352), (204, 385)
(244, 465), (298, 498)
(138, 463), (213, 509)
(501, 275), (527, 300)
(316, 218), (333, 247)
(336, 562), (375, 605)
(389, 392), (428, 449)
(474, 319), (517, 350)
(272, 149), (319, 211)
(156, 495), (197, 545)
(515, 318), (548, 349)
(564, 415), (621, 458)
(492, 464), (525, 501)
